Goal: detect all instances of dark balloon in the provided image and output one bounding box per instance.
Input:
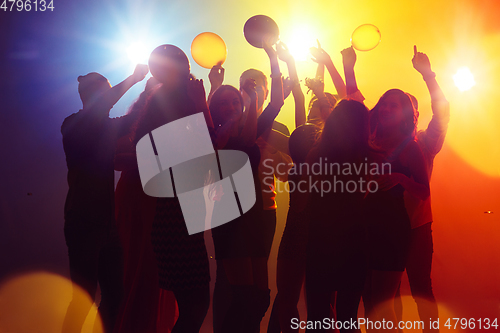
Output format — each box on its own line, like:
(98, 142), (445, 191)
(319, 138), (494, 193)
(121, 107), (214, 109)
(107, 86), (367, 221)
(243, 15), (279, 48)
(148, 44), (190, 83)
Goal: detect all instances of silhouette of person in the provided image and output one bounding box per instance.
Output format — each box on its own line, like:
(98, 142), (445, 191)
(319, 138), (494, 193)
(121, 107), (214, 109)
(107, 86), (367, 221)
(394, 46), (449, 333)
(210, 35), (284, 333)
(362, 88), (430, 331)
(340, 46), (431, 331)
(113, 77), (178, 333)
(267, 42), (346, 333)
(61, 64), (148, 333)
(132, 44), (214, 333)
(304, 100), (370, 333)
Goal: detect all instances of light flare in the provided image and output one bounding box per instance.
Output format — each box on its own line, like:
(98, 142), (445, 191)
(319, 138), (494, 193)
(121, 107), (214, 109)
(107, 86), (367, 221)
(453, 67), (476, 91)
(285, 26), (317, 62)
(126, 42), (152, 65)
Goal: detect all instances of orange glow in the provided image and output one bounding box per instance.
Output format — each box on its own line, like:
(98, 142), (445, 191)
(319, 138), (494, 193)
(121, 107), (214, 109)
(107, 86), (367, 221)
(0, 272), (102, 333)
(362, 296), (461, 333)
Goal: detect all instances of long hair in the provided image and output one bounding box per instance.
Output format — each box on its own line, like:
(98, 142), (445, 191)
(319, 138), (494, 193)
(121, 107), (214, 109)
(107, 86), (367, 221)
(369, 89), (418, 140)
(208, 85), (244, 128)
(132, 81), (197, 144)
(318, 99), (369, 163)
(126, 77), (160, 116)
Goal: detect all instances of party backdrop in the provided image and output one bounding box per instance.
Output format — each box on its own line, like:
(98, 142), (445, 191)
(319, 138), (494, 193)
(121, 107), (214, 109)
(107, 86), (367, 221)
(1, 0), (499, 332)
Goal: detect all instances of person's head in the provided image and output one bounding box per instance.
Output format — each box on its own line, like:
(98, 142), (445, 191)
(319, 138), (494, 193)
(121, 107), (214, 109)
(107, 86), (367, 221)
(407, 93), (420, 119)
(307, 92), (338, 123)
(77, 72), (111, 107)
(209, 85), (244, 128)
(126, 77), (161, 116)
(288, 123), (321, 164)
(239, 69), (268, 113)
(319, 99), (369, 160)
(148, 44), (190, 90)
(370, 89), (417, 139)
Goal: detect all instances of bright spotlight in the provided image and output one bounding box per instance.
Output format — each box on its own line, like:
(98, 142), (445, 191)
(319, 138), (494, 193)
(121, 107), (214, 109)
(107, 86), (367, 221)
(453, 67), (476, 91)
(126, 42), (150, 64)
(286, 26), (316, 62)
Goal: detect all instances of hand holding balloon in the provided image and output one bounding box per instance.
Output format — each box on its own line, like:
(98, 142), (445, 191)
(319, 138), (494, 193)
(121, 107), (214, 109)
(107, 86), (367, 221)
(262, 34), (278, 59)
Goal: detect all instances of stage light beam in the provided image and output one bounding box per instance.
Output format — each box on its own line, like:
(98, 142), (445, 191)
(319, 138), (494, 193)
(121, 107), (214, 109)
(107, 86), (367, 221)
(126, 42), (150, 65)
(453, 67), (476, 91)
(286, 26), (316, 62)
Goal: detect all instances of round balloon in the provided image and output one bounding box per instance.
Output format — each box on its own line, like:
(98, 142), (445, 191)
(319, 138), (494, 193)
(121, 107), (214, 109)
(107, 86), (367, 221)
(351, 24), (381, 51)
(244, 15), (279, 48)
(191, 32), (227, 69)
(148, 44), (190, 84)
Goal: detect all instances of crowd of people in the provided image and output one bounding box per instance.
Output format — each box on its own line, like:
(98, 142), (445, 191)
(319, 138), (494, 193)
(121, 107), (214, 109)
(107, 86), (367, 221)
(61, 31), (449, 333)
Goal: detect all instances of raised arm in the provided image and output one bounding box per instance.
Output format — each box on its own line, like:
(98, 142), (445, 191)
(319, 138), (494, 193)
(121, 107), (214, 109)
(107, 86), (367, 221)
(240, 78), (258, 146)
(256, 35), (285, 138)
(341, 46), (365, 103)
(412, 45), (450, 153)
(207, 63), (225, 105)
(264, 35), (285, 111)
(310, 42), (347, 99)
(95, 64), (149, 115)
(276, 41), (306, 127)
(304, 77), (333, 121)
(187, 76), (214, 129)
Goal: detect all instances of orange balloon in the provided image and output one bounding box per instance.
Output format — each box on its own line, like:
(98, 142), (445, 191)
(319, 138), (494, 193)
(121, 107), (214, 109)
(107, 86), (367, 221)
(191, 32), (227, 69)
(351, 24), (381, 51)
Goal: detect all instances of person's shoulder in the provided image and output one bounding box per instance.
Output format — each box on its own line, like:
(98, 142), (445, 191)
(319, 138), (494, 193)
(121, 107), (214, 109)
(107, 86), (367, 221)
(61, 110), (83, 134)
(272, 121), (289, 136)
(401, 139), (424, 160)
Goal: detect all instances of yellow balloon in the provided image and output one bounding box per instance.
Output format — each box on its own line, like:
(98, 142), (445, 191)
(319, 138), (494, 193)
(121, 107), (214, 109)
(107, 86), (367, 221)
(191, 32), (227, 69)
(351, 24), (381, 51)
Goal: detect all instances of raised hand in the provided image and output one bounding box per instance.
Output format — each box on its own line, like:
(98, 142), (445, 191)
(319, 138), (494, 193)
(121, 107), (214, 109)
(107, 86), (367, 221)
(241, 78), (257, 102)
(304, 77), (324, 96)
(276, 41), (294, 63)
(310, 40), (332, 65)
(412, 45), (433, 77)
(262, 34), (278, 59)
(341, 46), (356, 70)
(209, 63), (225, 90)
(132, 64), (149, 82)
(187, 76), (207, 105)
(283, 77), (294, 100)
